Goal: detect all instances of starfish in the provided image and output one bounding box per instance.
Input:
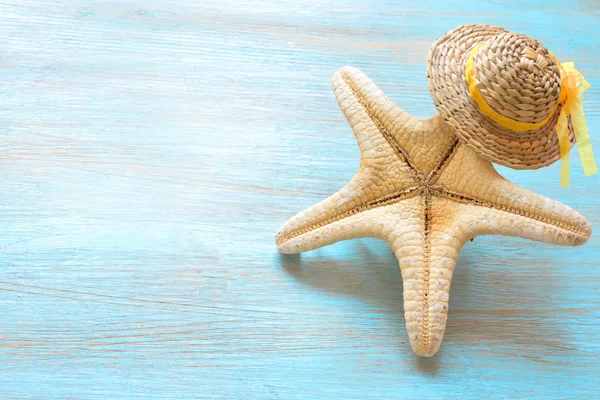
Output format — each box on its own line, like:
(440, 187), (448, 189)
(275, 67), (591, 357)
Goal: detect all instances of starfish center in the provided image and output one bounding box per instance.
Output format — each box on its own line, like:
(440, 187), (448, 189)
(416, 170), (444, 197)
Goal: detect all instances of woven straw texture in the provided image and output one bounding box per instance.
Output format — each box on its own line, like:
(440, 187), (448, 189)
(427, 24), (575, 170)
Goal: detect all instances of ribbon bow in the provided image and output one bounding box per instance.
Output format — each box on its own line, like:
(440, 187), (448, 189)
(556, 62), (598, 187)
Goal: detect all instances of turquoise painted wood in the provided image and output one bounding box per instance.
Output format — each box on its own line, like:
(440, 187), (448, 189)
(1, 0), (599, 398)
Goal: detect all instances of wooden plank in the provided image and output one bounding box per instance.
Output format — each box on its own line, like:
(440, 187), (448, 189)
(0, 0), (599, 398)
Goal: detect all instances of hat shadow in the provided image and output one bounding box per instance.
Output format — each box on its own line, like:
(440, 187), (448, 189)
(276, 238), (571, 369)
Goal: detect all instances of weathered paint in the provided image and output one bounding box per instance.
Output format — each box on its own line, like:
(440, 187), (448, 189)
(0, 0), (599, 398)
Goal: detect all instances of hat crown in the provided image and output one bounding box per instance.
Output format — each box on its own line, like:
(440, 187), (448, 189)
(473, 33), (562, 125)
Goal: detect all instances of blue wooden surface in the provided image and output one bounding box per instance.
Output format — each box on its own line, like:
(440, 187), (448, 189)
(1, 0), (599, 398)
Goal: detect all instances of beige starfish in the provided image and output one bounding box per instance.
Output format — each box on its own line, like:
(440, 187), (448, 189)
(275, 67), (591, 357)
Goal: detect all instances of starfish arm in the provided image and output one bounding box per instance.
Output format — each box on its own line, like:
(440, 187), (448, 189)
(442, 193), (591, 246)
(333, 66), (421, 174)
(381, 196), (462, 357)
(334, 68), (459, 174)
(275, 173), (419, 253)
(437, 144), (592, 245)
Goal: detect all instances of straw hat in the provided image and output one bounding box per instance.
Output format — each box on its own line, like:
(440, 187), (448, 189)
(427, 24), (576, 170)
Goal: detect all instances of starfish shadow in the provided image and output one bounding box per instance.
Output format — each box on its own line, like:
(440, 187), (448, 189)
(278, 239), (403, 306)
(276, 238), (571, 363)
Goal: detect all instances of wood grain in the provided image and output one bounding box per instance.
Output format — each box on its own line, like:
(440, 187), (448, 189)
(1, 0), (599, 398)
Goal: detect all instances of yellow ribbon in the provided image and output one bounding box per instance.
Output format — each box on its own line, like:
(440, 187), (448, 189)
(465, 44), (597, 187)
(555, 62), (597, 187)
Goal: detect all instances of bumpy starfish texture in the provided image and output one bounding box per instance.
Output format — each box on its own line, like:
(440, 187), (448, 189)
(275, 67), (592, 357)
